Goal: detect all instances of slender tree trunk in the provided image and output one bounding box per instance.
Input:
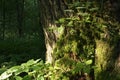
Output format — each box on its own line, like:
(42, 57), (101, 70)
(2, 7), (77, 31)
(37, 0), (46, 61)
(1, 0), (6, 40)
(16, 0), (24, 38)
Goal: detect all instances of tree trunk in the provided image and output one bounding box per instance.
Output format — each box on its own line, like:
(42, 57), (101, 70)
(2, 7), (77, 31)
(38, 0), (68, 63)
(1, 0), (6, 40)
(16, 0), (24, 38)
(38, 0), (120, 79)
(95, 40), (112, 79)
(95, 30), (120, 79)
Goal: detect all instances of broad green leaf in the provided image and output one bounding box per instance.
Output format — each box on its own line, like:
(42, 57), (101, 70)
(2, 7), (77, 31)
(58, 18), (65, 23)
(102, 25), (107, 28)
(23, 75), (32, 80)
(57, 26), (64, 35)
(14, 76), (22, 80)
(21, 59), (40, 67)
(8, 66), (20, 73)
(85, 60), (92, 65)
(37, 76), (44, 80)
(0, 66), (21, 79)
(31, 64), (42, 71)
(0, 72), (12, 80)
(15, 67), (29, 75)
(67, 21), (73, 27)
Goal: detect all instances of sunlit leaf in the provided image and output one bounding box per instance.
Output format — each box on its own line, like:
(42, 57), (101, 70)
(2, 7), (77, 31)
(37, 76), (44, 80)
(8, 66), (20, 73)
(58, 18), (65, 23)
(21, 59), (40, 67)
(0, 72), (12, 80)
(85, 60), (92, 65)
(102, 25), (107, 28)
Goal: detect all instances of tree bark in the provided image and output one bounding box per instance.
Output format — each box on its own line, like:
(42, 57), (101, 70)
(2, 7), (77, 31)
(38, 0), (68, 63)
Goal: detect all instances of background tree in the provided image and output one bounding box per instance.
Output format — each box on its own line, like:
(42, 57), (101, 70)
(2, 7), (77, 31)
(0, 0), (46, 66)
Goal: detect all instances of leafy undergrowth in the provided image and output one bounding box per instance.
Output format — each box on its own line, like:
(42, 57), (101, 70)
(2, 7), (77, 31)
(0, 59), (92, 80)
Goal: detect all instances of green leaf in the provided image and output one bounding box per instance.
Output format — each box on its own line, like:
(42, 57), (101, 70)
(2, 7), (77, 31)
(55, 21), (59, 24)
(37, 76), (44, 80)
(31, 65), (40, 71)
(14, 76), (23, 80)
(58, 18), (65, 23)
(0, 72), (12, 80)
(85, 60), (92, 65)
(8, 66), (20, 73)
(15, 67), (29, 75)
(21, 59), (40, 67)
(77, 12), (89, 17)
(102, 24), (107, 28)
(23, 75), (32, 80)
(89, 8), (99, 11)
(57, 26), (64, 35)
(0, 66), (21, 79)
(67, 21), (73, 27)
(76, 7), (86, 10)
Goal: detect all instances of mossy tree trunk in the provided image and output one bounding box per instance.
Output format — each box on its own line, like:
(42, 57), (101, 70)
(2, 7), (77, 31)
(95, 26), (120, 80)
(38, 0), (120, 79)
(95, 0), (120, 79)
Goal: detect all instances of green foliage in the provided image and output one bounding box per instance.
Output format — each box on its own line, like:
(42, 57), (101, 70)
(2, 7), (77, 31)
(53, 1), (105, 77)
(0, 59), (42, 80)
(0, 59), (67, 80)
(54, 2), (103, 59)
(0, 59), (94, 80)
